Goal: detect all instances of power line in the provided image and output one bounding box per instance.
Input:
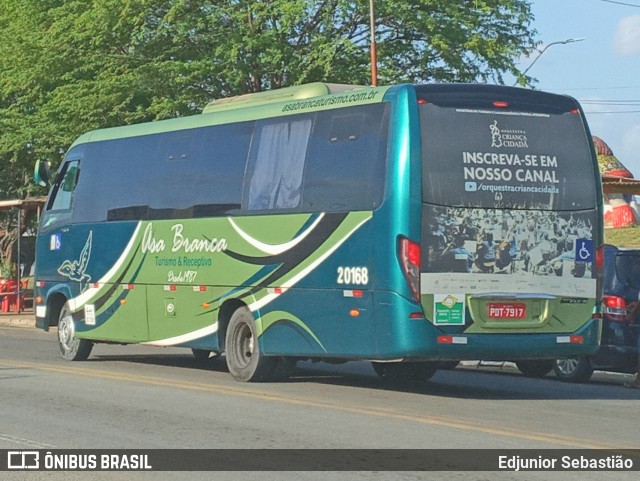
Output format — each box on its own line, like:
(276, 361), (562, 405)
(579, 100), (640, 112)
(598, 0), (640, 7)
(584, 110), (640, 114)
(579, 100), (640, 105)
(580, 99), (640, 102)
(542, 85), (640, 92)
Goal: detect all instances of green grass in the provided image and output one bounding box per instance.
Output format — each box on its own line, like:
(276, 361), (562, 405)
(605, 226), (640, 248)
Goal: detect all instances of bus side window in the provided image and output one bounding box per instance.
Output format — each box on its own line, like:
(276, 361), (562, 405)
(302, 104), (388, 212)
(47, 160), (80, 212)
(245, 117), (313, 211)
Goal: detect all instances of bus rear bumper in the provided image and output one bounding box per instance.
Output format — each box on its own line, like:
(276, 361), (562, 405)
(425, 317), (602, 361)
(374, 291), (601, 361)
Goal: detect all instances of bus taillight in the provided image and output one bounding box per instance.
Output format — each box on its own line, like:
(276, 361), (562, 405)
(398, 237), (421, 302)
(595, 245), (604, 271)
(602, 295), (628, 322)
(595, 244), (605, 307)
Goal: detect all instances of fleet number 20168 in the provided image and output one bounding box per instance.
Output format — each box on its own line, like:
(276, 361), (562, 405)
(337, 266), (369, 285)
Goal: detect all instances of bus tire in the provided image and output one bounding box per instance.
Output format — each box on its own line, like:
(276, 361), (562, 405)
(225, 307), (276, 382)
(553, 357), (594, 383)
(58, 303), (93, 361)
(516, 360), (553, 378)
(372, 361), (438, 382)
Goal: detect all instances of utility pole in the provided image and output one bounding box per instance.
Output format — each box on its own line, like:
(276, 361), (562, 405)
(369, 0), (378, 86)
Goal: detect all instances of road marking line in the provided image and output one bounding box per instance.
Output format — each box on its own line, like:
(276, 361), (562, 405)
(0, 432), (55, 449)
(0, 359), (628, 450)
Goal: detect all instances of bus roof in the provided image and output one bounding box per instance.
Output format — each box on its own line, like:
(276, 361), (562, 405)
(70, 83), (391, 149)
(202, 82), (362, 113)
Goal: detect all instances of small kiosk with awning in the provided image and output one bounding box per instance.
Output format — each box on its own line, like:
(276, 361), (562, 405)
(0, 197), (46, 312)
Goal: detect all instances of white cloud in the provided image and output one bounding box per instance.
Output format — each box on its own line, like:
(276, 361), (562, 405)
(613, 15), (640, 56)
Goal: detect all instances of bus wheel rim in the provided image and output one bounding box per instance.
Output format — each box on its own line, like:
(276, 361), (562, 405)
(233, 322), (253, 368)
(557, 358), (578, 375)
(59, 313), (75, 351)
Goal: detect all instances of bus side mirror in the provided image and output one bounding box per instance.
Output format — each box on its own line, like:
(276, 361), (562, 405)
(34, 159), (51, 187)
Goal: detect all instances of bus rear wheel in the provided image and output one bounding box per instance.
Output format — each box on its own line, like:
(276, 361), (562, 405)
(58, 303), (93, 361)
(516, 360), (553, 378)
(553, 357), (594, 383)
(372, 361), (438, 382)
(225, 307), (276, 382)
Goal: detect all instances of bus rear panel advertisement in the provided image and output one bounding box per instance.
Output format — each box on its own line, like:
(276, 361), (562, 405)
(34, 83), (603, 382)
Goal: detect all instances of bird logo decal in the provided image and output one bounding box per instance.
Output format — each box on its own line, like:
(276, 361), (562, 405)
(57, 231), (93, 292)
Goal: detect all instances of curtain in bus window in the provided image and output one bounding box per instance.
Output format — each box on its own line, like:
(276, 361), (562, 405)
(248, 118), (312, 210)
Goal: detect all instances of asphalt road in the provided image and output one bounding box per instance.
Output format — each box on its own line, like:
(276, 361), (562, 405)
(1, 325), (639, 481)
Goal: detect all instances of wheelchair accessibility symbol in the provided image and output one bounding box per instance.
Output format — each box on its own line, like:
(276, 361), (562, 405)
(575, 239), (593, 263)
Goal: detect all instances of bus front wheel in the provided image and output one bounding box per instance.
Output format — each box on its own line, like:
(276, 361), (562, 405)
(58, 303), (93, 361)
(225, 307), (276, 382)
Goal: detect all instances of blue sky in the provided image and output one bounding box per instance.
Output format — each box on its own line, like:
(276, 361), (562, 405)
(517, 0), (640, 177)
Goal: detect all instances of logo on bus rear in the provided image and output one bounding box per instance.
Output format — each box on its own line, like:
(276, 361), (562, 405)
(575, 239), (593, 262)
(490, 120), (529, 149)
(434, 294), (465, 325)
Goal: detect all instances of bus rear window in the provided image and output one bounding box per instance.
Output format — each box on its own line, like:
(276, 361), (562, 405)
(420, 103), (597, 211)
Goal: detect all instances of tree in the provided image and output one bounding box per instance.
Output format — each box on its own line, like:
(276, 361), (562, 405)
(0, 0), (538, 199)
(0, 0), (538, 276)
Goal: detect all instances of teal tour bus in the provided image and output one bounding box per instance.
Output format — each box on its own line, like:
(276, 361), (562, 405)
(33, 82), (604, 382)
